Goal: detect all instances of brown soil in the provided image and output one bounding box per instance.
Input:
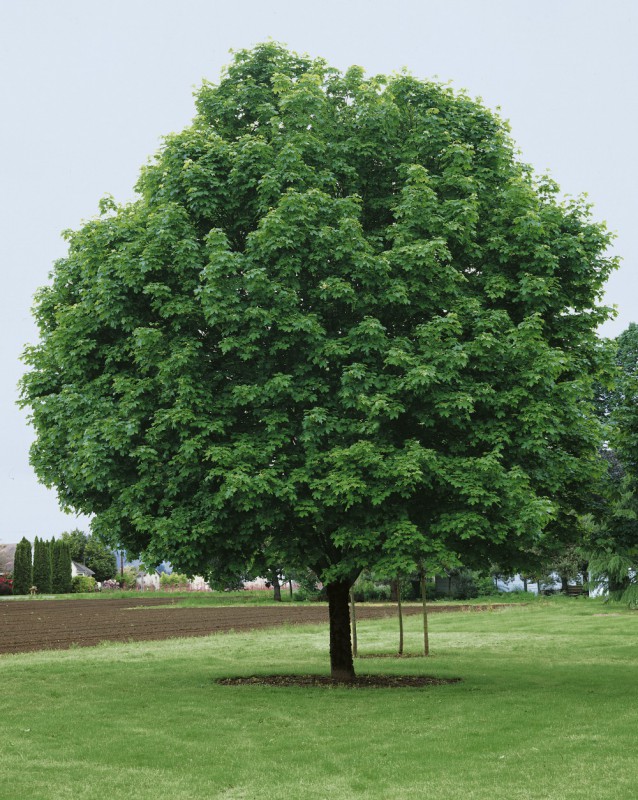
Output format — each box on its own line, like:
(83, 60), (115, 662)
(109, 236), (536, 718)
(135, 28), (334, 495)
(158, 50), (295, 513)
(217, 674), (461, 688)
(0, 598), (507, 656)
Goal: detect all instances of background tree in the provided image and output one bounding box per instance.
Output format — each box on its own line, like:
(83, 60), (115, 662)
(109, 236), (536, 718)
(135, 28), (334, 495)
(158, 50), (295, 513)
(83, 537), (117, 582)
(584, 326), (638, 605)
(52, 539), (73, 594)
(12, 537), (32, 595)
(610, 324), (638, 484)
(32, 536), (52, 594)
(60, 529), (88, 564)
(20, 43), (616, 679)
(60, 530), (117, 581)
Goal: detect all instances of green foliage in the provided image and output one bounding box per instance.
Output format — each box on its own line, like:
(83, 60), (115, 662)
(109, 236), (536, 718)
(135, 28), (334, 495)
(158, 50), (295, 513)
(71, 575), (97, 593)
(20, 43), (615, 623)
(159, 572), (189, 589)
(351, 575), (391, 602)
(118, 567), (138, 590)
(32, 537), (52, 594)
(83, 537), (117, 582)
(293, 585), (324, 602)
(432, 569), (499, 600)
(52, 539), (73, 593)
(584, 323), (638, 606)
(12, 537), (32, 595)
(60, 530), (116, 581)
(60, 529), (88, 563)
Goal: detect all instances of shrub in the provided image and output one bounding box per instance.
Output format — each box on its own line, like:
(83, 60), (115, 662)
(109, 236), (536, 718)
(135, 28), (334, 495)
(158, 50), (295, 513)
(101, 579), (120, 590)
(119, 567), (139, 590)
(293, 584), (326, 602)
(160, 572), (189, 590)
(474, 575), (501, 597)
(71, 575), (97, 593)
(352, 578), (391, 602)
(0, 575), (13, 595)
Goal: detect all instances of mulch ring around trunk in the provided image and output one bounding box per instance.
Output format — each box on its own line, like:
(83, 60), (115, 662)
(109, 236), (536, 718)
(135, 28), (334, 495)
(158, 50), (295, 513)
(216, 674), (461, 688)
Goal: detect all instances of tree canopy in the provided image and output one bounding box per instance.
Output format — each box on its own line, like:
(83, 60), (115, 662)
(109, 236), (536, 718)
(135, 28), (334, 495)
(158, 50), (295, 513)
(20, 43), (616, 677)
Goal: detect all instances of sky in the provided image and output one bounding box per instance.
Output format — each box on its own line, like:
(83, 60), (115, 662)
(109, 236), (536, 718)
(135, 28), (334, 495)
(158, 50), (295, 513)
(0, 0), (636, 543)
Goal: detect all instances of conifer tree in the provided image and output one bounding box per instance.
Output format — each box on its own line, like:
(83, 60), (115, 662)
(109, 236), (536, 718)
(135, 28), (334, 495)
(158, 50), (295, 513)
(48, 537), (54, 591)
(61, 540), (73, 592)
(52, 539), (62, 593)
(12, 537), (32, 595)
(33, 537), (52, 593)
(52, 539), (73, 593)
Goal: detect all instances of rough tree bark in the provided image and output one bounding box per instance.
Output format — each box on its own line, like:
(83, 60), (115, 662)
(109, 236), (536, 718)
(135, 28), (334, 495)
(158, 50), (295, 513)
(272, 573), (282, 602)
(326, 580), (355, 680)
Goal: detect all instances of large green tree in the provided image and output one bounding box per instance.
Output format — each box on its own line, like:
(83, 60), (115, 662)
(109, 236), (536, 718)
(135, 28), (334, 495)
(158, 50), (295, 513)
(20, 44), (615, 679)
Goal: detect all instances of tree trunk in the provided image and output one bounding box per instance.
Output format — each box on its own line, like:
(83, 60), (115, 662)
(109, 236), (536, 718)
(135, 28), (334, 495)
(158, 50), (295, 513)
(420, 569), (429, 657)
(326, 580), (355, 681)
(390, 579), (399, 602)
(350, 588), (358, 658)
(560, 574), (569, 594)
(397, 577), (404, 655)
(272, 573), (282, 602)
(289, 578), (293, 600)
(523, 577), (528, 592)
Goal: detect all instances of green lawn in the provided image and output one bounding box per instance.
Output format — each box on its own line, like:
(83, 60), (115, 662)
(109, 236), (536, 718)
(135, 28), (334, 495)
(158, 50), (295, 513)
(0, 600), (635, 800)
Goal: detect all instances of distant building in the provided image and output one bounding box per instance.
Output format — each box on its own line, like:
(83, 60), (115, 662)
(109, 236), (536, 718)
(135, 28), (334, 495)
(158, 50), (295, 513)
(71, 561), (95, 578)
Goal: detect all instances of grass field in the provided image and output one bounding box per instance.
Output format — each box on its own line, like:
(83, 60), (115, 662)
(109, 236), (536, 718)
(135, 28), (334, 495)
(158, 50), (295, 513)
(1, 599), (636, 800)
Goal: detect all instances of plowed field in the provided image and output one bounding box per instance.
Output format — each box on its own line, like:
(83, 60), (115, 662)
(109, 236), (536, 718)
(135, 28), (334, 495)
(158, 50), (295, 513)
(0, 598), (497, 655)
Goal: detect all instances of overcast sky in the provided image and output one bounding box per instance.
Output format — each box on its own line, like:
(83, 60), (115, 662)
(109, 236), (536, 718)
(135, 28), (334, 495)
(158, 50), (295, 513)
(1, 0), (636, 543)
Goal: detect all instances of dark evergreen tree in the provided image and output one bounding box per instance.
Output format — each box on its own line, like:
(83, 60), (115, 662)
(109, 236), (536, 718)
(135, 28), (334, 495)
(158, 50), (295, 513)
(51, 539), (71, 594)
(32, 536), (52, 594)
(61, 540), (73, 592)
(12, 537), (32, 595)
(51, 538), (60, 593)
(48, 537), (54, 591)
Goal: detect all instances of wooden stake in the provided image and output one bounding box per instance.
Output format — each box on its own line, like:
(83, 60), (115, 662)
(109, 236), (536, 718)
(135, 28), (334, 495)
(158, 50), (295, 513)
(420, 568), (429, 657)
(350, 587), (358, 658)
(397, 576), (404, 655)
